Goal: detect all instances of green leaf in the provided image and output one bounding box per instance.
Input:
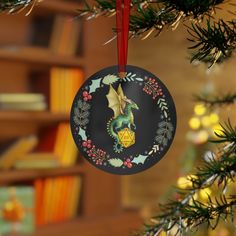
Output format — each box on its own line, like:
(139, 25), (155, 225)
(89, 78), (102, 93)
(78, 128), (87, 140)
(132, 154), (148, 164)
(108, 158), (123, 167)
(102, 75), (119, 85)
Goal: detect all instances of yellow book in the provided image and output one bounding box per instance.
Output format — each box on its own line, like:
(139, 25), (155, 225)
(42, 178), (54, 224)
(55, 177), (68, 222)
(50, 68), (59, 113)
(65, 69), (73, 113)
(0, 136), (38, 170)
(54, 123), (67, 166)
(57, 68), (65, 113)
(61, 124), (70, 166)
(0, 93), (45, 103)
(68, 177), (82, 218)
(67, 132), (78, 166)
(61, 176), (73, 220)
(46, 178), (57, 224)
(50, 177), (63, 222)
(62, 69), (69, 113)
(17, 153), (58, 160)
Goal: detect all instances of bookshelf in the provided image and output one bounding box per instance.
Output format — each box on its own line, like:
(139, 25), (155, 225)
(0, 165), (84, 184)
(0, 46), (84, 67)
(0, 1), (142, 236)
(0, 111), (69, 123)
(18, 211), (140, 236)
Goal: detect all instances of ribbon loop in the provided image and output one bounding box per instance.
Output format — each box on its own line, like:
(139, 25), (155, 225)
(116, 0), (130, 77)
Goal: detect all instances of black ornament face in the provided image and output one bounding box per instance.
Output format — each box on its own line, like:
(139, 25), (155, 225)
(70, 65), (177, 175)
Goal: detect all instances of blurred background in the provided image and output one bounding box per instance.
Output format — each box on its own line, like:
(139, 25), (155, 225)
(0, 0), (235, 236)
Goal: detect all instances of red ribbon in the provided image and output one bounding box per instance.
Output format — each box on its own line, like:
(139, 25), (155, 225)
(116, 0), (131, 77)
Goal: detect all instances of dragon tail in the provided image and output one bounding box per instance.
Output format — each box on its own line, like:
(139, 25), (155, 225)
(107, 118), (117, 139)
(107, 119), (123, 153)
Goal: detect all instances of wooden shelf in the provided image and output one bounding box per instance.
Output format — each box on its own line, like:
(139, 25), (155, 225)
(0, 111), (69, 123)
(0, 46), (84, 67)
(0, 165), (84, 184)
(0, 111), (70, 142)
(36, 0), (83, 15)
(18, 211), (142, 236)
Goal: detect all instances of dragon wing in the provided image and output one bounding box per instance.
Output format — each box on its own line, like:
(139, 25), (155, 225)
(117, 84), (126, 111)
(106, 85), (122, 118)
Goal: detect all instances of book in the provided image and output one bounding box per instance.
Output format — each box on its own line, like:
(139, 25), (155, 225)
(37, 124), (78, 167)
(67, 176), (82, 218)
(0, 102), (47, 111)
(0, 93), (45, 103)
(34, 179), (44, 226)
(0, 136), (38, 170)
(13, 153), (60, 169)
(14, 159), (59, 169)
(50, 15), (82, 56)
(0, 186), (35, 235)
(34, 176), (82, 225)
(50, 67), (84, 113)
(0, 93), (47, 111)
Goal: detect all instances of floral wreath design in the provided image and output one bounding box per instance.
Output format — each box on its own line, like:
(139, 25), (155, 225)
(72, 70), (175, 171)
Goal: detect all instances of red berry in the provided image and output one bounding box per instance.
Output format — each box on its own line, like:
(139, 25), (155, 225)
(126, 159), (131, 162)
(127, 163), (132, 168)
(82, 141), (88, 147)
(87, 140), (92, 144)
(87, 144), (91, 149)
(88, 94), (92, 100)
(83, 91), (88, 97)
(84, 97), (88, 102)
(124, 161), (128, 166)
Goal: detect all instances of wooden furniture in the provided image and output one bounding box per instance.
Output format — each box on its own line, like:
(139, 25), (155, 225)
(0, 1), (142, 235)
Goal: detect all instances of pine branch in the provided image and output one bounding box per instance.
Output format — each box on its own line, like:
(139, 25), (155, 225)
(196, 93), (236, 107)
(213, 121), (236, 145)
(0, 0), (36, 14)
(139, 121), (236, 235)
(143, 196), (236, 236)
(188, 20), (236, 66)
(79, 0), (225, 34)
(78, 0), (236, 63)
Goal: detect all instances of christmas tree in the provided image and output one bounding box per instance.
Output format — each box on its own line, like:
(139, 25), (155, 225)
(3, 0), (236, 235)
(77, 0), (236, 235)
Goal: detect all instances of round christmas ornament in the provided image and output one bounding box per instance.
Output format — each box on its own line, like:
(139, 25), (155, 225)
(70, 65), (176, 175)
(70, 0), (177, 174)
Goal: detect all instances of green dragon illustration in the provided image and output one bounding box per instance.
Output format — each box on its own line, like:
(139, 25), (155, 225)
(106, 85), (139, 153)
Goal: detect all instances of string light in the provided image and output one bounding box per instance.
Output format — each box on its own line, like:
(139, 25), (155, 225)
(189, 117), (201, 130)
(194, 104), (206, 116)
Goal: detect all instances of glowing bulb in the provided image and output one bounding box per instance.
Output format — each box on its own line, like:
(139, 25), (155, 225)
(213, 124), (223, 136)
(177, 176), (191, 189)
(199, 188), (212, 200)
(189, 117), (201, 130)
(194, 104), (206, 116)
(201, 116), (211, 127)
(197, 130), (209, 144)
(209, 113), (219, 124)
